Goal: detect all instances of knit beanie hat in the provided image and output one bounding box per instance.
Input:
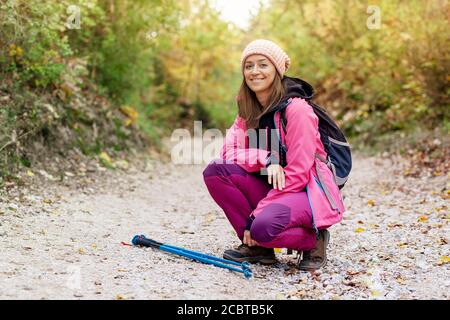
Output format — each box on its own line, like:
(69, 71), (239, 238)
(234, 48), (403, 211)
(240, 39), (291, 77)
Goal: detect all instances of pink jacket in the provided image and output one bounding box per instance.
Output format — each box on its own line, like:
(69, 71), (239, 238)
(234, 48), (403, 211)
(221, 97), (345, 230)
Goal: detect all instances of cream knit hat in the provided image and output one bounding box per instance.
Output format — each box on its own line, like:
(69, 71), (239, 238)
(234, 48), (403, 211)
(240, 39), (291, 77)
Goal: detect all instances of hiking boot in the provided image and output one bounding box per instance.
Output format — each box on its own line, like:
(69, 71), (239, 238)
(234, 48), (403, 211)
(223, 244), (277, 265)
(297, 229), (330, 271)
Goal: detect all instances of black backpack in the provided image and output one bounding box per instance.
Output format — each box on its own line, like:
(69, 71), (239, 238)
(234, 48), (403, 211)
(276, 98), (352, 189)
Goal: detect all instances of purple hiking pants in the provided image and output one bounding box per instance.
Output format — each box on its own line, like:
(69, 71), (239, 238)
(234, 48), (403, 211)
(203, 159), (317, 251)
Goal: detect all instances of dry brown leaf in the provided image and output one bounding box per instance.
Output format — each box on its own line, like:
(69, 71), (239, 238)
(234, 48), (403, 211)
(293, 290), (307, 298)
(396, 276), (406, 285)
(387, 223), (403, 228)
(346, 270), (361, 276)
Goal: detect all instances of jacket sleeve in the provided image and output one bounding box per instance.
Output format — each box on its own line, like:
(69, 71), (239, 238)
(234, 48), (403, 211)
(251, 99), (319, 215)
(221, 115), (271, 172)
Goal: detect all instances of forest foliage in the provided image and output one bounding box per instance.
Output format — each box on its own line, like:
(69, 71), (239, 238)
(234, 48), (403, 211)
(0, 0), (448, 178)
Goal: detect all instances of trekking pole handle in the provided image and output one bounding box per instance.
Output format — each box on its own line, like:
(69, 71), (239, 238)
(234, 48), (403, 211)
(132, 235), (163, 248)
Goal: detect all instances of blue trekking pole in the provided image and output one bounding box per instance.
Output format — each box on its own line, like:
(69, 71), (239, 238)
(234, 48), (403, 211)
(131, 235), (252, 279)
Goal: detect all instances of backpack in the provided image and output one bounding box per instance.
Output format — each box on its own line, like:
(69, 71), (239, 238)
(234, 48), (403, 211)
(277, 98), (352, 189)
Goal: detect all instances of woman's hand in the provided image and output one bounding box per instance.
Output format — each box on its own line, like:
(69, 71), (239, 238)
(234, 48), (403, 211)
(243, 230), (259, 247)
(267, 164), (285, 191)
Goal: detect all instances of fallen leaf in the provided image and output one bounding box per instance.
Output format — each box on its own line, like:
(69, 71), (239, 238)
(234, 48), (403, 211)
(275, 293), (285, 300)
(343, 280), (358, 287)
(367, 199), (376, 206)
(99, 152), (113, 168)
(310, 271), (321, 281)
(354, 227), (365, 233)
(38, 170), (54, 180)
(292, 290), (306, 298)
(398, 242), (408, 248)
(119, 105), (138, 125)
(179, 230), (195, 234)
(203, 213), (216, 226)
(396, 276), (406, 285)
(115, 294), (124, 300)
(418, 215), (429, 222)
(26, 170), (34, 177)
(346, 270), (361, 276)
(284, 268), (297, 276)
(400, 262), (411, 268)
(437, 256), (450, 265)
(114, 160), (129, 170)
(387, 223), (403, 228)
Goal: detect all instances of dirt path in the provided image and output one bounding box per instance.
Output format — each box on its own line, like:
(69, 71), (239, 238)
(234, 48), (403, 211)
(0, 147), (448, 300)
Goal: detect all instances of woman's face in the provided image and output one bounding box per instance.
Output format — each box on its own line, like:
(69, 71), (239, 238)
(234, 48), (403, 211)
(243, 54), (276, 95)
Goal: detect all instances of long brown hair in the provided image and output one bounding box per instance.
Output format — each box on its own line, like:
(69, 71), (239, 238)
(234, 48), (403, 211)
(237, 73), (287, 129)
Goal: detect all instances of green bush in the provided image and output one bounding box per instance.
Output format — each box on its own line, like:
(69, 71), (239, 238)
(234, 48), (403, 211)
(254, 0), (449, 142)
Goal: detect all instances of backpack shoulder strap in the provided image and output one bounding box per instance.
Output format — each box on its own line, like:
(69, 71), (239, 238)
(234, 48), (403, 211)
(280, 108), (287, 135)
(279, 98), (293, 135)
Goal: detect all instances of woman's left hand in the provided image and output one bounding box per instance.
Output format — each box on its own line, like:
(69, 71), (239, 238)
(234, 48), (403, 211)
(267, 164), (285, 191)
(243, 230), (259, 247)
